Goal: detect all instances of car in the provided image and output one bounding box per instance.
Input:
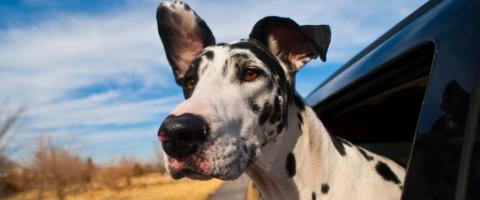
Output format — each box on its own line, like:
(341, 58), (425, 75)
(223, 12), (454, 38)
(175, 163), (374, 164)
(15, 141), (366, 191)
(305, 0), (480, 199)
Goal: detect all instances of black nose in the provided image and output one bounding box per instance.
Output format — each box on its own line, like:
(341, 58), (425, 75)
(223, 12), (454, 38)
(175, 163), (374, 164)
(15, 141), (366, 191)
(158, 114), (208, 159)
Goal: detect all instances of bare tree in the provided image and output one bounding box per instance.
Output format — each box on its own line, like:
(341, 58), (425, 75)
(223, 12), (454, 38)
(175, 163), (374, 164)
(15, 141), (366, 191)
(30, 136), (88, 200)
(83, 157), (95, 183)
(0, 106), (24, 163)
(0, 106), (25, 196)
(95, 156), (136, 190)
(0, 108), (24, 145)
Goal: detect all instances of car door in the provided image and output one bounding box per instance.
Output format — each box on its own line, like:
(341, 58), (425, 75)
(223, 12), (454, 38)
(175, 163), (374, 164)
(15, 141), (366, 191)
(306, 0), (480, 199)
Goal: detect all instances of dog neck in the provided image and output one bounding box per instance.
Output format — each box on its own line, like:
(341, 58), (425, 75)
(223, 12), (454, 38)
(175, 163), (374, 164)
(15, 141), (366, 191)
(246, 97), (343, 200)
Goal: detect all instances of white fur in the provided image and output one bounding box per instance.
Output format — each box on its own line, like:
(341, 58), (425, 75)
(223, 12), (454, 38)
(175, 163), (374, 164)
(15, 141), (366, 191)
(248, 104), (405, 200)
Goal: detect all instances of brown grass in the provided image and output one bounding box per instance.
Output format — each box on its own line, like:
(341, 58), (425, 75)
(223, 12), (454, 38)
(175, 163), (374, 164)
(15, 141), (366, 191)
(246, 182), (261, 200)
(7, 173), (223, 200)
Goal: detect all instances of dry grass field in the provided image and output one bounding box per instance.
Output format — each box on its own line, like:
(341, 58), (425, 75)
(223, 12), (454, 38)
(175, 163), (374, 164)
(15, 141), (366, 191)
(6, 173), (224, 200)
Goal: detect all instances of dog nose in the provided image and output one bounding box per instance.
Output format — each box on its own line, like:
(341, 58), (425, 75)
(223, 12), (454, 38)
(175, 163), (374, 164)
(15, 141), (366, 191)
(158, 114), (208, 159)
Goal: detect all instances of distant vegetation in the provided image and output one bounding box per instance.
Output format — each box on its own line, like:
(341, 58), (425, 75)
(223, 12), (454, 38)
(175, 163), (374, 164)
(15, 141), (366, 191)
(0, 107), (222, 200)
(1, 136), (167, 200)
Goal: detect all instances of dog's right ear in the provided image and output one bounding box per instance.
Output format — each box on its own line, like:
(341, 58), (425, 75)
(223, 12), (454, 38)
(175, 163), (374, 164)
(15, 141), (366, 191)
(249, 17), (330, 72)
(156, 1), (215, 86)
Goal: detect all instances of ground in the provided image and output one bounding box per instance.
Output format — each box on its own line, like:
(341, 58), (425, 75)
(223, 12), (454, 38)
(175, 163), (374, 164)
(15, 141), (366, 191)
(6, 173), (224, 200)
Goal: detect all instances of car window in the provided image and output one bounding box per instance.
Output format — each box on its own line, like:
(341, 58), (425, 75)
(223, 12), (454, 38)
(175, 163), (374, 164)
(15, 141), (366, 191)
(404, 80), (471, 199)
(403, 39), (480, 200)
(312, 42), (435, 166)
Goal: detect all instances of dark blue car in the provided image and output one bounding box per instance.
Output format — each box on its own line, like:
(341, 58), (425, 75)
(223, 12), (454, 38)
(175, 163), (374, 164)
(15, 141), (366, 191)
(306, 0), (480, 199)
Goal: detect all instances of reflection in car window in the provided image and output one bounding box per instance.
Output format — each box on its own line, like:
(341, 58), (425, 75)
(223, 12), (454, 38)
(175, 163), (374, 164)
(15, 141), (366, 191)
(405, 81), (469, 199)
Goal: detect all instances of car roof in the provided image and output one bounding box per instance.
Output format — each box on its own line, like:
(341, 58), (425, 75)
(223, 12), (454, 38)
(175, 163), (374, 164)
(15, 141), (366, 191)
(306, 0), (442, 107)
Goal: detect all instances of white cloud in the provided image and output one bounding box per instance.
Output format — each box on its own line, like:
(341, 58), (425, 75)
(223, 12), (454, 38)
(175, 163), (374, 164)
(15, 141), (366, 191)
(26, 93), (182, 130)
(0, 8), (169, 105)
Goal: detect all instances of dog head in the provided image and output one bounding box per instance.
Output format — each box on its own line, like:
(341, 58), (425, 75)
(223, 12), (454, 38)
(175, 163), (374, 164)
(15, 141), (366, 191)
(156, 1), (330, 180)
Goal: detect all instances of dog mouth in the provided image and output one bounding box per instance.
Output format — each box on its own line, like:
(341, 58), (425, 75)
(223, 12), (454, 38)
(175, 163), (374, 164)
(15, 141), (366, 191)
(166, 136), (257, 180)
(171, 168), (210, 180)
(167, 155), (212, 180)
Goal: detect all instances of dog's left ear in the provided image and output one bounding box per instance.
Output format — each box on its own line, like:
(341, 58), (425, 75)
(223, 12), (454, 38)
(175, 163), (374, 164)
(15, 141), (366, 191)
(249, 16), (331, 72)
(156, 1), (216, 86)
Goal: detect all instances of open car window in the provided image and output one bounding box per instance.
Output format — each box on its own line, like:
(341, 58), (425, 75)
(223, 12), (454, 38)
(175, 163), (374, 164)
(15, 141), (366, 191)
(312, 42), (435, 166)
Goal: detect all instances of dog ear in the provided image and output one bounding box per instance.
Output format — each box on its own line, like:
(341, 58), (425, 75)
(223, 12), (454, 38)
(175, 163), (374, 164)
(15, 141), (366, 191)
(156, 1), (215, 86)
(249, 16), (330, 72)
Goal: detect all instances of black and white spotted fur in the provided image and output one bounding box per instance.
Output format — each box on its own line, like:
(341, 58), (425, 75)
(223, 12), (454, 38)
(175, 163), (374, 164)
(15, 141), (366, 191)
(155, 1), (405, 199)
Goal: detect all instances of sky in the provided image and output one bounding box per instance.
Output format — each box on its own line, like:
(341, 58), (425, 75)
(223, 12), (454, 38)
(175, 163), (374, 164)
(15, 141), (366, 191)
(0, 0), (426, 164)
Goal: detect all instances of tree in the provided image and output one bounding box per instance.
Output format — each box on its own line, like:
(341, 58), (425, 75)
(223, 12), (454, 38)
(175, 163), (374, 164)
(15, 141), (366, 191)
(83, 157), (95, 183)
(132, 163), (144, 177)
(31, 137), (87, 200)
(0, 106), (25, 195)
(0, 107), (24, 170)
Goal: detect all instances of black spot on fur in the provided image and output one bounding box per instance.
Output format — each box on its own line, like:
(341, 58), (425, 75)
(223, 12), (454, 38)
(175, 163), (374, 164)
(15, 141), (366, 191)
(293, 94), (305, 110)
(269, 97), (282, 123)
(246, 148), (257, 167)
(222, 60), (228, 76)
(277, 122), (285, 133)
(182, 58), (201, 99)
(199, 64), (208, 75)
(266, 78), (273, 90)
(312, 192), (317, 200)
(188, 57), (202, 72)
(297, 112), (303, 124)
(330, 135), (346, 156)
(285, 81), (292, 104)
(232, 53), (253, 82)
(338, 137), (352, 147)
(358, 147), (374, 161)
(232, 53), (250, 61)
(259, 102), (272, 125)
(183, 3), (191, 11)
(286, 152), (296, 177)
(248, 98), (261, 113)
(203, 50), (214, 60)
(321, 184), (329, 194)
(282, 105), (289, 126)
(375, 161), (401, 184)
(216, 42), (228, 46)
(234, 62), (243, 81)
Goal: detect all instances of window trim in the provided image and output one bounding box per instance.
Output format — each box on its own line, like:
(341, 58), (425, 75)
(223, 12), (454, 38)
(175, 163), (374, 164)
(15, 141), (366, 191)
(313, 41), (435, 119)
(454, 65), (480, 200)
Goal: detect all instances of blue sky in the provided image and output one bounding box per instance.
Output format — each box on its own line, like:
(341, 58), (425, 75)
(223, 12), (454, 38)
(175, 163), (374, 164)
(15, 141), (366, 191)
(0, 0), (426, 164)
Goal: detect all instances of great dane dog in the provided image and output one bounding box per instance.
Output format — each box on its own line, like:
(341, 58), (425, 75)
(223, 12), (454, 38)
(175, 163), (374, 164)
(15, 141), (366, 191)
(155, 1), (406, 199)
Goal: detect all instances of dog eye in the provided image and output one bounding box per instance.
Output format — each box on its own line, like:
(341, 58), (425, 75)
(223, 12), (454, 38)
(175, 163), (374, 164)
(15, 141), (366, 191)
(243, 68), (261, 82)
(184, 79), (195, 90)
